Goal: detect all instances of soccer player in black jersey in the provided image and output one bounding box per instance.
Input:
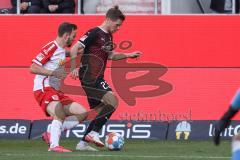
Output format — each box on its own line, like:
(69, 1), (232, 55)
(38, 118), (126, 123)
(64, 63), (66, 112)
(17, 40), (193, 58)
(70, 6), (140, 151)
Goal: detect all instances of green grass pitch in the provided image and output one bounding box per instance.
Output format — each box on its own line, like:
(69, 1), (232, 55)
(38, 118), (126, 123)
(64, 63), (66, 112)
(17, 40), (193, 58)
(0, 139), (231, 160)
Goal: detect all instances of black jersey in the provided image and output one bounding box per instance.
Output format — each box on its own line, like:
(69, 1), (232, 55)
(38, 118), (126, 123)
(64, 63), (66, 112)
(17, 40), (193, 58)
(78, 27), (113, 81)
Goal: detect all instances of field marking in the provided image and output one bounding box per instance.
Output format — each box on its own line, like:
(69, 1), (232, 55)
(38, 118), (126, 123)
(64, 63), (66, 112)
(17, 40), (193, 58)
(0, 153), (231, 159)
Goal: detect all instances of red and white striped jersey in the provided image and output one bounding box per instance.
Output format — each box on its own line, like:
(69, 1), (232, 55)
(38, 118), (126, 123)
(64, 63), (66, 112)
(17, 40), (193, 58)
(32, 41), (66, 91)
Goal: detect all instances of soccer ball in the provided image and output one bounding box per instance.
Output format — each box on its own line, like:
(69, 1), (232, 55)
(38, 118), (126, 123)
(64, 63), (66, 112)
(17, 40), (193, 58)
(105, 132), (124, 151)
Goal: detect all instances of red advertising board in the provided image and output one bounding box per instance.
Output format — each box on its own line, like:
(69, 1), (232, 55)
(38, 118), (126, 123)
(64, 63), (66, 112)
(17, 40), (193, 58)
(0, 15), (239, 120)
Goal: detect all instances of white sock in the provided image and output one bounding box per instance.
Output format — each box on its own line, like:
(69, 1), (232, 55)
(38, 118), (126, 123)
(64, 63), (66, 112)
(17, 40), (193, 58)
(62, 116), (79, 132)
(50, 120), (62, 148)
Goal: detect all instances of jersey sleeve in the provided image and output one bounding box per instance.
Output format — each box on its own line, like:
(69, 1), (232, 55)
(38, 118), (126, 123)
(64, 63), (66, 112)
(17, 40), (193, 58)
(78, 29), (96, 48)
(32, 42), (58, 66)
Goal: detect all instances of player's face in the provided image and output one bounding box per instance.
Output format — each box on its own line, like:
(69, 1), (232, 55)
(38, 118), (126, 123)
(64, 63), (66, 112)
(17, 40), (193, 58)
(66, 30), (77, 47)
(108, 19), (123, 33)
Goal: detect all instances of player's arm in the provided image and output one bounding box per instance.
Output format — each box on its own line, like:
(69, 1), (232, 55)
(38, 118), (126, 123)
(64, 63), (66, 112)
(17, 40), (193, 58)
(70, 30), (95, 79)
(30, 63), (52, 76)
(70, 42), (84, 60)
(30, 63), (66, 79)
(70, 30), (95, 60)
(108, 51), (141, 60)
(69, 42), (84, 79)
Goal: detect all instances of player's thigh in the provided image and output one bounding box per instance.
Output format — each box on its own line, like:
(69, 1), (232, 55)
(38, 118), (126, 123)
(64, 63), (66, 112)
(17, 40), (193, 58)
(63, 102), (87, 116)
(46, 101), (66, 120)
(102, 91), (119, 108)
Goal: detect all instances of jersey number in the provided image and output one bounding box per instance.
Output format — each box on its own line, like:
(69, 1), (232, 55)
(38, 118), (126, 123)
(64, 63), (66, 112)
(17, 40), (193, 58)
(100, 82), (109, 90)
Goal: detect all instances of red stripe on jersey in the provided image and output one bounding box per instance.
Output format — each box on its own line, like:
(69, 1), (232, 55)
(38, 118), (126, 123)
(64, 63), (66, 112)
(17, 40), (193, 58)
(33, 41), (58, 66)
(32, 59), (42, 66)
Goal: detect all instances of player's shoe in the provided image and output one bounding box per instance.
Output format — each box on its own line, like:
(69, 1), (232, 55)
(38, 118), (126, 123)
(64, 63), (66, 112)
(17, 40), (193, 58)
(76, 143), (98, 151)
(48, 146), (72, 153)
(42, 132), (50, 146)
(85, 132), (104, 147)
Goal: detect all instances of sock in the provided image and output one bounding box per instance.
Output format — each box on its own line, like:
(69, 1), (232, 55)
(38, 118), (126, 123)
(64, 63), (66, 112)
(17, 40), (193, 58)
(92, 105), (115, 132)
(218, 107), (238, 132)
(232, 139), (240, 160)
(215, 89), (240, 133)
(82, 119), (96, 142)
(81, 106), (115, 142)
(62, 116), (79, 132)
(50, 120), (62, 148)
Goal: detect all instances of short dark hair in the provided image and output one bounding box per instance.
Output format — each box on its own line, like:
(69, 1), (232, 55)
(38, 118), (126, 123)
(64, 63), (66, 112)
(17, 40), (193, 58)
(106, 5), (125, 21)
(58, 22), (77, 37)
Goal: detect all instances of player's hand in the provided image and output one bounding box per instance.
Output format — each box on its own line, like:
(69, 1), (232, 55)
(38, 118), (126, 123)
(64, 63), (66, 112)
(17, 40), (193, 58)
(70, 68), (79, 80)
(51, 68), (67, 80)
(127, 51), (141, 59)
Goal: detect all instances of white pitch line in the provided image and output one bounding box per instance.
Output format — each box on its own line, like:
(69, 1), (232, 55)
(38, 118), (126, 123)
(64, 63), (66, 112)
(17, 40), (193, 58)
(0, 153), (231, 159)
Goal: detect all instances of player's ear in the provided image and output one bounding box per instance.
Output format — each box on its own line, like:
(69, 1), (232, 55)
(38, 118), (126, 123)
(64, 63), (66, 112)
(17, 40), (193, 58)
(106, 18), (112, 23)
(62, 33), (69, 40)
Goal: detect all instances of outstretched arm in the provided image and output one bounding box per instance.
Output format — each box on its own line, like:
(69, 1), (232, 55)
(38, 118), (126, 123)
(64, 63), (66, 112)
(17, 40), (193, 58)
(108, 51), (141, 61)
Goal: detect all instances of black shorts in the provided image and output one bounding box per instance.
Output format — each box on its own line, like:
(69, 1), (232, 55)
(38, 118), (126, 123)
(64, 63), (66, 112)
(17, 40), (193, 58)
(80, 77), (112, 108)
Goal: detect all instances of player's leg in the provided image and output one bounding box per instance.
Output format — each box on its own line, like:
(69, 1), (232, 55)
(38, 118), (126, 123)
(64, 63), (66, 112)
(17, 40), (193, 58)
(61, 99), (99, 151)
(77, 78), (117, 149)
(76, 103), (104, 151)
(61, 102), (88, 131)
(46, 101), (71, 152)
(42, 101), (89, 149)
(91, 91), (118, 133)
(232, 133), (240, 160)
(213, 90), (240, 145)
(84, 91), (118, 147)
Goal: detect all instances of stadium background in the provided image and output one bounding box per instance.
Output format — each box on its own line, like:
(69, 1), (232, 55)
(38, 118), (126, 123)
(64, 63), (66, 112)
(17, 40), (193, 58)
(0, 1), (238, 159)
(0, 15), (240, 121)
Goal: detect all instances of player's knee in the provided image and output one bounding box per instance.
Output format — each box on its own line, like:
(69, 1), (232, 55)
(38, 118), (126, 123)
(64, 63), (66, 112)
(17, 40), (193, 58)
(72, 102), (88, 114)
(108, 96), (119, 109)
(55, 106), (66, 120)
(47, 102), (66, 121)
(102, 92), (119, 108)
(64, 102), (88, 120)
(112, 97), (119, 109)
